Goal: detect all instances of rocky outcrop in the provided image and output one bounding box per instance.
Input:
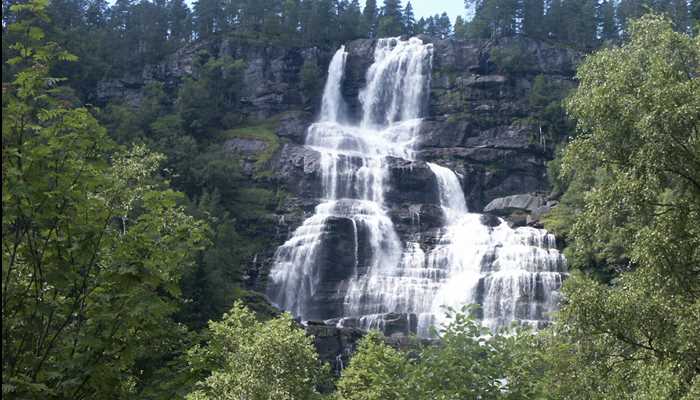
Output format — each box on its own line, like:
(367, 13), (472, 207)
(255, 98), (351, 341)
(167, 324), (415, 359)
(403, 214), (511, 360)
(273, 143), (323, 209)
(483, 193), (560, 227)
(98, 35), (578, 213)
(484, 193), (546, 215)
(384, 158), (441, 206)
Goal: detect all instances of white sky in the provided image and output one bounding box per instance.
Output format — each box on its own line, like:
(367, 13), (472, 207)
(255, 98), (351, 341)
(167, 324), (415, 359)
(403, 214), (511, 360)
(361, 0), (467, 20)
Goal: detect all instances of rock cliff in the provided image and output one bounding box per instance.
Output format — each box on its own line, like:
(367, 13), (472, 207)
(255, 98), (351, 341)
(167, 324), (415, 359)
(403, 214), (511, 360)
(97, 35), (579, 368)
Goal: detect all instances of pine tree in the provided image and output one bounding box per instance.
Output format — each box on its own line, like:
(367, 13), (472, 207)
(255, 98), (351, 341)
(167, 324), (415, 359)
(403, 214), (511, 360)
(378, 0), (403, 37)
(617, 0), (646, 35)
(465, 0), (519, 39)
(425, 15), (438, 36)
(169, 0), (192, 43)
(438, 11), (451, 38)
(109, 0), (134, 33)
(363, 0), (379, 37)
(563, 0), (597, 49)
(598, 0), (617, 41)
(414, 16), (427, 34)
(260, 0), (284, 38)
(402, 1), (415, 36)
(545, 0), (565, 40)
(313, 0), (338, 45)
(692, 0), (700, 34)
(281, 0), (301, 40)
(193, 0), (221, 39)
(339, 0), (363, 41)
(453, 15), (467, 38)
(666, 0), (690, 32)
(85, 0), (109, 28)
(522, 0), (545, 39)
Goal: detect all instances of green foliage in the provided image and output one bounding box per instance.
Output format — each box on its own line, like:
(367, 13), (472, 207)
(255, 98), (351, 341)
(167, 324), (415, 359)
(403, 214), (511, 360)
(542, 14), (700, 399)
(377, 0), (404, 37)
(2, 3), (207, 397)
(527, 74), (573, 148)
(562, 14), (700, 276)
(178, 52), (246, 139)
(300, 57), (322, 102)
(335, 331), (412, 400)
(461, 0), (694, 49)
(336, 307), (549, 400)
(186, 302), (328, 400)
(412, 307), (505, 399)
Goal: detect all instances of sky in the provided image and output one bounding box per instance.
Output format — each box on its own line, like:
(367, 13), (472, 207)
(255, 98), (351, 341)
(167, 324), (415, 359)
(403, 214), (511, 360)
(361, 0), (467, 20)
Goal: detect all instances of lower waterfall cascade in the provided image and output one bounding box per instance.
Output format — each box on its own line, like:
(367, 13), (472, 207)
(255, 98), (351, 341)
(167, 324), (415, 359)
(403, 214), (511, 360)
(267, 37), (567, 336)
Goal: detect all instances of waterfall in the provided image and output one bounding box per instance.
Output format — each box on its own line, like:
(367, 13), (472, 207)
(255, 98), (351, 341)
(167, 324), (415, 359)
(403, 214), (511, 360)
(320, 46), (347, 123)
(269, 38), (431, 321)
(424, 164), (567, 333)
(268, 37), (566, 335)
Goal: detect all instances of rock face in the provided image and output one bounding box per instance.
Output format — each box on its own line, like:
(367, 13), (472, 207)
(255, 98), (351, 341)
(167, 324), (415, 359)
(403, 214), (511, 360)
(96, 40), (331, 121)
(419, 36), (579, 210)
(97, 34), (578, 366)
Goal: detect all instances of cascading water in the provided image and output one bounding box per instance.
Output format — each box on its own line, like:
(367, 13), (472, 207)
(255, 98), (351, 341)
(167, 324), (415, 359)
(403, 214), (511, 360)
(425, 164), (567, 333)
(268, 37), (567, 335)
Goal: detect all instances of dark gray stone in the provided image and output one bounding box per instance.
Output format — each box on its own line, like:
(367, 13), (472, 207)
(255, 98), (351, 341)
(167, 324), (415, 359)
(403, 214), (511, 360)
(480, 214), (502, 227)
(483, 194), (546, 215)
(276, 110), (313, 143)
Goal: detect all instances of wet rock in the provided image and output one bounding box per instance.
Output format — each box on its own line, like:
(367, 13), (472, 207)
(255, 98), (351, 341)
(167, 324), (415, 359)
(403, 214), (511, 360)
(390, 203), (445, 235)
(343, 39), (376, 120)
(283, 216), (361, 321)
(376, 313), (419, 337)
(384, 158), (440, 206)
(480, 213), (502, 227)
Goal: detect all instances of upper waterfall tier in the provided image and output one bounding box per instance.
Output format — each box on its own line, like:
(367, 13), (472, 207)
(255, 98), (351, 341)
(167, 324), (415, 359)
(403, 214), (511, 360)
(320, 45), (348, 123)
(267, 37), (567, 336)
(360, 37), (433, 128)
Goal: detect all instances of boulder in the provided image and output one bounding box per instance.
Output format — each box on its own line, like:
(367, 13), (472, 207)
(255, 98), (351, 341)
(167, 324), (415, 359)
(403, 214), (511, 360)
(483, 193), (546, 215)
